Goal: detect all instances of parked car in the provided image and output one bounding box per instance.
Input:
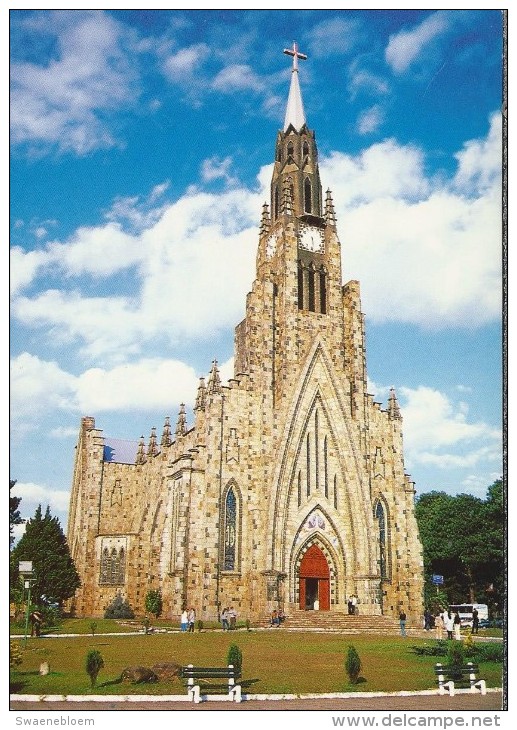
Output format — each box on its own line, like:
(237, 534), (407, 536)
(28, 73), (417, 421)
(479, 618), (503, 629)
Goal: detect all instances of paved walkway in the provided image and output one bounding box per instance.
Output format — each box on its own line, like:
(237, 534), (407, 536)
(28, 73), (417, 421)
(11, 689), (504, 712)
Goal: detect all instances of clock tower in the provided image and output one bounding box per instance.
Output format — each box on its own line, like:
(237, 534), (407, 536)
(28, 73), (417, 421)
(236, 42), (365, 416)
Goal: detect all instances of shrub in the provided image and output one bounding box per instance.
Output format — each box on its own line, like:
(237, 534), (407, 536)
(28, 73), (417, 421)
(410, 641), (448, 656)
(446, 641), (465, 680)
(196, 619), (204, 632)
(227, 643), (242, 674)
(345, 645), (362, 684)
(462, 633), (475, 657)
(144, 589), (163, 618)
(89, 622), (97, 637)
(40, 604), (62, 629)
(10, 640), (23, 669)
(474, 642), (504, 663)
(85, 649), (104, 688)
(104, 592), (135, 619)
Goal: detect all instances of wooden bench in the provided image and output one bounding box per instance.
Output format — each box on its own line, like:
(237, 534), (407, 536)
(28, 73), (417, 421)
(179, 664), (242, 703)
(434, 662), (486, 696)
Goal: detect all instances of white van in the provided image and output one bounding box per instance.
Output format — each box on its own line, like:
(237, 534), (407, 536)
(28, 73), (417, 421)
(448, 603), (488, 627)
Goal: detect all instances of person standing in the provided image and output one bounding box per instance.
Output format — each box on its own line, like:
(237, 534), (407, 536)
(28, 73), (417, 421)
(351, 594), (358, 615)
(399, 609), (407, 637)
(472, 608), (479, 635)
(180, 608), (188, 632)
(453, 611), (461, 640)
(188, 607), (196, 633)
(445, 611), (454, 639)
(229, 606), (237, 630)
(221, 607), (229, 631)
(435, 612), (444, 640)
(424, 609), (432, 631)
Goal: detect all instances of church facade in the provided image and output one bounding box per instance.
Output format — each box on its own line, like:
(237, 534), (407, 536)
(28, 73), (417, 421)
(67, 45), (424, 623)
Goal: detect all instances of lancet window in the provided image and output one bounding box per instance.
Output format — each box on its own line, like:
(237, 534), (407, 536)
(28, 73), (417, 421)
(223, 484), (239, 571)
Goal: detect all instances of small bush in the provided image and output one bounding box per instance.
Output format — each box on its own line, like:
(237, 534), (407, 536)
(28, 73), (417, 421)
(446, 641), (465, 680)
(10, 641), (23, 669)
(89, 622), (97, 637)
(85, 649), (104, 688)
(104, 593), (135, 619)
(196, 619), (204, 632)
(227, 643), (242, 674)
(345, 645), (362, 684)
(410, 641), (448, 656)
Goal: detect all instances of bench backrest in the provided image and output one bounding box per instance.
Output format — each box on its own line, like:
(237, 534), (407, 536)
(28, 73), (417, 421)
(180, 665), (241, 680)
(434, 663), (479, 676)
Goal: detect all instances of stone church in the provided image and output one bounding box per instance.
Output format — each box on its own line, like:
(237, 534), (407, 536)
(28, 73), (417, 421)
(67, 44), (424, 623)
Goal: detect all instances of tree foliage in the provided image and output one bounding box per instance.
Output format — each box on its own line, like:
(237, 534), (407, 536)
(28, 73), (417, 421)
(10, 479), (23, 547)
(104, 592), (135, 619)
(345, 645), (362, 684)
(11, 504), (81, 606)
(415, 479), (504, 611)
(85, 649), (104, 688)
(145, 589), (163, 618)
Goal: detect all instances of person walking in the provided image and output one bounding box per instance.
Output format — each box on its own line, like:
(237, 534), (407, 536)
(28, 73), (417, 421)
(399, 609), (407, 637)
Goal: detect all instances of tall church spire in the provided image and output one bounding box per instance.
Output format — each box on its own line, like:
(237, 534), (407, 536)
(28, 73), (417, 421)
(283, 42), (307, 132)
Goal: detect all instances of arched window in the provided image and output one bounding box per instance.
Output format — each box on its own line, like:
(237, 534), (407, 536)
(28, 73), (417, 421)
(274, 186), (279, 220)
(100, 545), (125, 585)
(306, 433), (311, 497)
(375, 501), (388, 579)
(276, 146), (282, 162)
(324, 436), (329, 499)
(223, 486), (238, 571)
(303, 140), (309, 157)
(297, 261), (304, 309)
(308, 264), (315, 312)
(319, 267), (327, 314)
(100, 547), (109, 584)
(304, 178), (312, 213)
(287, 141), (294, 158)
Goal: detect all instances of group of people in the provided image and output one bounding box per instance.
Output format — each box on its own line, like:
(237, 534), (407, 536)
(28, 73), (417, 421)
(399, 607), (474, 640)
(220, 606), (238, 630)
(347, 594), (358, 615)
(180, 607), (196, 632)
(269, 608), (286, 627)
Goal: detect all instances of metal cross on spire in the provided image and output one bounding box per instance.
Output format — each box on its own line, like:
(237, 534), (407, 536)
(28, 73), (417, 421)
(283, 41), (307, 72)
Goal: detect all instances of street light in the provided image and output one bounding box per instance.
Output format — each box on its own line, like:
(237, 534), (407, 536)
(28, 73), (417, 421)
(18, 561), (33, 645)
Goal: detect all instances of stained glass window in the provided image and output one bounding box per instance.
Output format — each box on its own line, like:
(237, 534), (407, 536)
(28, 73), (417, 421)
(224, 487), (237, 571)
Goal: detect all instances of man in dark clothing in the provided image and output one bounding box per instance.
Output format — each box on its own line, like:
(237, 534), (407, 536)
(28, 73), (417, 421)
(472, 608), (479, 634)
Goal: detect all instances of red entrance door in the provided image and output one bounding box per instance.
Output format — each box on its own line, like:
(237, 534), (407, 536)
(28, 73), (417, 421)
(299, 544), (330, 610)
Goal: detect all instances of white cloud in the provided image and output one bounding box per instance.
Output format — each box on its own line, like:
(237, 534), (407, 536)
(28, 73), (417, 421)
(212, 64), (265, 93)
(50, 426), (81, 438)
(385, 12), (449, 73)
(201, 156), (237, 186)
(306, 16), (362, 57)
(76, 359), (199, 412)
(348, 66), (390, 100)
(10, 10), (138, 155)
(162, 43), (210, 81)
(13, 481), (71, 513)
(357, 105), (384, 135)
(399, 385), (501, 471)
(10, 352), (78, 426)
(323, 115), (502, 328)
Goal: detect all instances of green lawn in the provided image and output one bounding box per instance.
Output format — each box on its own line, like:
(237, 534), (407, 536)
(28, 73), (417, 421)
(10, 630), (504, 697)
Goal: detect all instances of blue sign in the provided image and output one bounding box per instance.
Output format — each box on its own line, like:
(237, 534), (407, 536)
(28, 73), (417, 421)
(432, 574), (444, 585)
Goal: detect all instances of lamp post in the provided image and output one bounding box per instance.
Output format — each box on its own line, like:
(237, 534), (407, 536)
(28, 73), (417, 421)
(18, 561), (33, 645)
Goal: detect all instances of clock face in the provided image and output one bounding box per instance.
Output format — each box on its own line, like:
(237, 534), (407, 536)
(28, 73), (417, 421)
(299, 226), (324, 253)
(266, 231), (278, 259)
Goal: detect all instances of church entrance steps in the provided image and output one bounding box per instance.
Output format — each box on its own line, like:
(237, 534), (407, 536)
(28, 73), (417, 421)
(258, 610), (401, 633)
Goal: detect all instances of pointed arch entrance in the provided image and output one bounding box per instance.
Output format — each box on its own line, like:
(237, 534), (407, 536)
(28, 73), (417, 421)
(298, 543), (330, 610)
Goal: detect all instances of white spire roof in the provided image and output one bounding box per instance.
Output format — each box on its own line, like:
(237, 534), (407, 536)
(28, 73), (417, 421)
(283, 42), (307, 132)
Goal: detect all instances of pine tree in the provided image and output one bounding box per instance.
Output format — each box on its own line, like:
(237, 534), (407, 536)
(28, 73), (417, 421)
(11, 504), (80, 606)
(9, 479), (23, 547)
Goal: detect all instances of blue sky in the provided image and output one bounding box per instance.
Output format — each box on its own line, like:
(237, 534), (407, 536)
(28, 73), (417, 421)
(9, 8), (504, 539)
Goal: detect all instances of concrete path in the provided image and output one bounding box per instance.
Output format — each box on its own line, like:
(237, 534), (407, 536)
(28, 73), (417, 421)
(10, 689), (504, 712)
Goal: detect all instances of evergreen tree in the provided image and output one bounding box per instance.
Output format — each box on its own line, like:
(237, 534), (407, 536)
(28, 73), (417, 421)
(11, 504), (80, 606)
(9, 479), (23, 547)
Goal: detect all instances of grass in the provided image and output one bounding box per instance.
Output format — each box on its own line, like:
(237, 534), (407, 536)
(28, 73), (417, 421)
(10, 630), (504, 697)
